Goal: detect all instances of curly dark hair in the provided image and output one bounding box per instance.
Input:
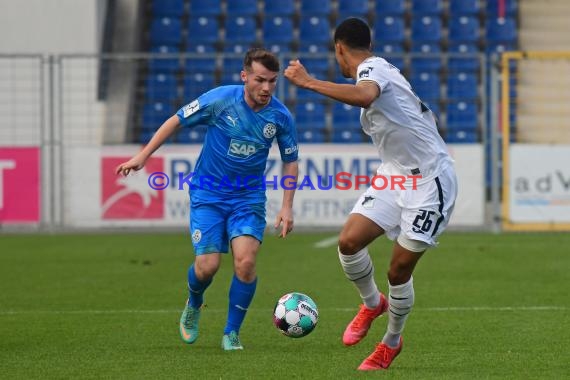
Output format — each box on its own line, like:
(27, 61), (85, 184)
(334, 17), (371, 51)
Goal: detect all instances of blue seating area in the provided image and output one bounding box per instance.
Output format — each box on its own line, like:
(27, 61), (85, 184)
(135, 0), (519, 144)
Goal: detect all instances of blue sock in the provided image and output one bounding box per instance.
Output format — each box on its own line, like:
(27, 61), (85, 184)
(187, 264), (212, 309)
(224, 274), (257, 335)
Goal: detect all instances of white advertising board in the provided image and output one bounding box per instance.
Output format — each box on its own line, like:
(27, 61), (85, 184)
(509, 145), (570, 223)
(65, 144), (484, 228)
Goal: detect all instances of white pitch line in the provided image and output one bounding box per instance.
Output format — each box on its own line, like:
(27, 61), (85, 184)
(0, 306), (567, 316)
(313, 235), (339, 248)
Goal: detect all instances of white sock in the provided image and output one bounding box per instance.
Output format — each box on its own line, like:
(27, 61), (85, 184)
(383, 277), (414, 348)
(338, 246), (380, 309)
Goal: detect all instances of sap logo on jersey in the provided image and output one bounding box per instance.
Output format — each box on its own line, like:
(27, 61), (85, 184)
(228, 139), (262, 158)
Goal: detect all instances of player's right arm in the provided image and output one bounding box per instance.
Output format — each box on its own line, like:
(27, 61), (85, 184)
(284, 60), (379, 108)
(116, 89), (217, 176)
(115, 115), (181, 176)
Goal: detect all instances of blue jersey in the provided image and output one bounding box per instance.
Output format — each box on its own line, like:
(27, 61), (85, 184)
(176, 85), (298, 198)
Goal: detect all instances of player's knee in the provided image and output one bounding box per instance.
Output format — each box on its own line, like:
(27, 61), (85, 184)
(338, 234), (363, 255)
(234, 257), (256, 281)
(387, 265), (412, 285)
(195, 257), (221, 279)
(387, 256), (415, 285)
(196, 264), (218, 280)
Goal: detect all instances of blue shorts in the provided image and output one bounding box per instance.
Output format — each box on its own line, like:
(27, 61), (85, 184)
(189, 195), (267, 255)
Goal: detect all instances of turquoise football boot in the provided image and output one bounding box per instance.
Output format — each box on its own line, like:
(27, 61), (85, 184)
(179, 301), (200, 344)
(221, 331), (243, 351)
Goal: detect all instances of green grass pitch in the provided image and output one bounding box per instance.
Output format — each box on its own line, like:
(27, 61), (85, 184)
(1, 232), (569, 379)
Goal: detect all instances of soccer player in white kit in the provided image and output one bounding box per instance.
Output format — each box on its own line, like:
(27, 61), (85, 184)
(285, 18), (458, 370)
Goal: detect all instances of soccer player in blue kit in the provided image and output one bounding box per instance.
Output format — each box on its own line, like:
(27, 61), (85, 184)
(116, 48), (299, 350)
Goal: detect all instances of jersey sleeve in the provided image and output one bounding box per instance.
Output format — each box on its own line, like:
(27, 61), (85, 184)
(276, 112), (299, 163)
(176, 89), (217, 128)
(356, 61), (390, 92)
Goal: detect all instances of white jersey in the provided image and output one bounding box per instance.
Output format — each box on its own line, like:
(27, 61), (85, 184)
(356, 56), (453, 182)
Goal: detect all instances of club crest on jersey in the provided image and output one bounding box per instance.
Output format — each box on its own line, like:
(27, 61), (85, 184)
(361, 196), (375, 209)
(358, 66), (374, 79)
(228, 139), (263, 158)
(263, 123), (277, 139)
(182, 100), (200, 118)
(192, 229), (202, 243)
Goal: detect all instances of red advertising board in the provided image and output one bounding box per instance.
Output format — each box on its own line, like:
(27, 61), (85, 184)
(0, 147), (40, 223)
(101, 157), (164, 219)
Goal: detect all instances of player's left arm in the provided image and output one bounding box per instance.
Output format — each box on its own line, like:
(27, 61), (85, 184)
(274, 160), (298, 238)
(284, 60), (380, 108)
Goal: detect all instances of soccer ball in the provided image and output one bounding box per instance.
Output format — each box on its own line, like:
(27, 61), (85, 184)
(273, 292), (319, 338)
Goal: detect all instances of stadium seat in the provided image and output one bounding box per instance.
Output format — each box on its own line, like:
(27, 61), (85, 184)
(378, 44), (406, 71)
(385, 57), (406, 72)
(486, 0), (518, 16)
(379, 43), (404, 54)
(263, 0), (295, 16)
(410, 43), (442, 72)
(220, 71), (243, 86)
(300, 56), (330, 74)
(299, 16), (331, 43)
(295, 87), (327, 117)
(142, 101), (175, 131)
(448, 43), (480, 72)
(486, 17), (517, 44)
(183, 72), (216, 100)
(185, 43), (217, 72)
(333, 69), (356, 88)
(448, 16), (480, 44)
(298, 41), (330, 55)
(375, 0), (405, 15)
(189, 0), (221, 16)
(300, 0), (332, 15)
(446, 129), (478, 143)
(423, 99), (440, 117)
(296, 128), (326, 143)
(411, 0), (443, 15)
(149, 17), (182, 46)
(151, 0), (184, 17)
(411, 16), (442, 44)
(295, 101), (326, 128)
(332, 102), (361, 130)
(145, 73), (178, 101)
(409, 72), (441, 102)
(267, 43), (291, 54)
(262, 16), (294, 45)
(485, 42), (517, 55)
(177, 125), (207, 144)
(220, 56), (245, 80)
(275, 74), (291, 100)
(224, 43), (257, 55)
(449, 0), (480, 15)
(447, 72), (479, 102)
(446, 101), (478, 130)
(224, 16), (257, 44)
(373, 16), (405, 44)
(337, 0), (369, 19)
(296, 86), (328, 103)
(226, 0), (258, 16)
(139, 130), (156, 143)
(148, 45), (180, 73)
(332, 129), (365, 143)
(187, 16), (220, 44)
(295, 49), (331, 99)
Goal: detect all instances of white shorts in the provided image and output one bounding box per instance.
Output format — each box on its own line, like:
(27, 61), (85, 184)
(350, 165), (458, 247)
